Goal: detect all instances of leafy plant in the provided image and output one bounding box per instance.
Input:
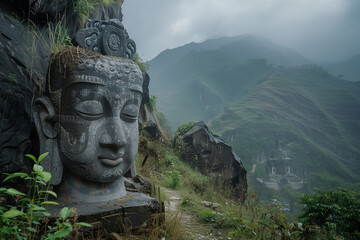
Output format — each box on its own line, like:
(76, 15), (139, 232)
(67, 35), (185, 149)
(73, 0), (124, 22)
(73, 0), (96, 21)
(163, 154), (178, 168)
(135, 53), (150, 73)
(46, 22), (73, 53)
(187, 172), (209, 194)
(174, 121), (198, 140)
(149, 94), (158, 112)
(0, 153), (91, 239)
(164, 170), (182, 189)
(298, 188), (360, 239)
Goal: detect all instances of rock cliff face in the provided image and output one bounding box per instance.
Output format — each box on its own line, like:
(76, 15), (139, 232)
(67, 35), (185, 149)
(0, 8), (50, 173)
(180, 121), (247, 201)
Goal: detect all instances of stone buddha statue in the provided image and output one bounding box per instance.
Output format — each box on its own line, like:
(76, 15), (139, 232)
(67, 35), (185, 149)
(33, 46), (143, 203)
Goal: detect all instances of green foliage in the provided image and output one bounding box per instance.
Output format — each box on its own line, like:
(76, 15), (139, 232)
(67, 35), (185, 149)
(197, 210), (217, 224)
(73, 0), (95, 20)
(174, 121), (198, 143)
(298, 188), (360, 239)
(73, 0), (123, 22)
(155, 111), (173, 137)
(8, 74), (17, 84)
(37, 21), (73, 53)
(164, 170), (182, 189)
(135, 53), (150, 73)
(149, 94), (158, 112)
(163, 154), (178, 168)
(0, 153), (91, 239)
(186, 171), (209, 194)
(210, 130), (221, 137)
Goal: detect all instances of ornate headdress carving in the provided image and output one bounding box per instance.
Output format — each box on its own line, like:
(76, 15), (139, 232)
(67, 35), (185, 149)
(75, 19), (136, 60)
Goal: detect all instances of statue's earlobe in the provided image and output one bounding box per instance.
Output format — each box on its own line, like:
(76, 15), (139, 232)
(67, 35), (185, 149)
(33, 97), (63, 185)
(33, 98), (57, 139)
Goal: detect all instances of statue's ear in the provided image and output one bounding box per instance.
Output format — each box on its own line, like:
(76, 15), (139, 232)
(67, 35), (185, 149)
(33, 97), (63, 185)
(33, 97), (57, 139)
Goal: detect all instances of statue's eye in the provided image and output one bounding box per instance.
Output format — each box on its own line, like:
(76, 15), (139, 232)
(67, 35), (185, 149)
(74, 100), (104, 120)
(121, 104), (139, 123)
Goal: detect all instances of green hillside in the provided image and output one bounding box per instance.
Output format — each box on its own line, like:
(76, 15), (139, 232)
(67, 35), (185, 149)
(210, 65), (360, 190)
(149, 36), (311, 129)
(149, 35), (360, 193)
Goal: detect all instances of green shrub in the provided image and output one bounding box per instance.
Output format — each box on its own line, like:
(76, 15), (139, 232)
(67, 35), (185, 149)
(149, 94), (158, 112)
(163, 155), (178, 168)
(73, 0), (124, 22)
(197, 210), (217, 223)
(187, 172), (209, 194)
(174, 121), (198, 140)
(164, 170), (182, 189)
(298, 188), (360, 239)
(134, 53), (149, 73)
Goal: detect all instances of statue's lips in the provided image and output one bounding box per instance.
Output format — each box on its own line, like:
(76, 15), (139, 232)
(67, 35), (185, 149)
(100, 158), (124, 166)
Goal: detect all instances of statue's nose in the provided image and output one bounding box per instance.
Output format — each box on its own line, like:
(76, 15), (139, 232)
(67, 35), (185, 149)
(99, 118), (127, 149)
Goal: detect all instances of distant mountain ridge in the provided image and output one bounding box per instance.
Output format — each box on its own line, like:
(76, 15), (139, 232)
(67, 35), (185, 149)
(324, 55), (360, 82)
(150, 35), (311, 78)
(148, 35), (360, 192)
(149, 35), (312, 128)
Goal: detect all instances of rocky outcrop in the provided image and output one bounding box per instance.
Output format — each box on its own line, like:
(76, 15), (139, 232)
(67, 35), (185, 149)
(0, 8), (50, 173)
(179, 121), (247, 202)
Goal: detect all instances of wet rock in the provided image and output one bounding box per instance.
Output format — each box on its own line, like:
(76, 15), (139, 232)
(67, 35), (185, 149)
(0, 8), (50, 174)
(180, 121), (247, 202)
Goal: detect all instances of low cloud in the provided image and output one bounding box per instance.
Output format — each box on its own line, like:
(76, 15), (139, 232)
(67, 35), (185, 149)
(123, 0), (360, 62)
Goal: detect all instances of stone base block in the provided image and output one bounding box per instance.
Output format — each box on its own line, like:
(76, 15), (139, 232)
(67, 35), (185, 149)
(47, 192), (164, 236)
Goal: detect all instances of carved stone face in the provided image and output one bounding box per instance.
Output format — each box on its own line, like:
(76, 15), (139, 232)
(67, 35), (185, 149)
(56, 56), (143, 182)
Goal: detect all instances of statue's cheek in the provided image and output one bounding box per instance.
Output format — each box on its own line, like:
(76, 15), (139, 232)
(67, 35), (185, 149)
(59, 115), (90, 156)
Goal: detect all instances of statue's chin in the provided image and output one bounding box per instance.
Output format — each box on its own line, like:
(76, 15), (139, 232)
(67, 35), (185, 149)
(65, 168), (123, 183)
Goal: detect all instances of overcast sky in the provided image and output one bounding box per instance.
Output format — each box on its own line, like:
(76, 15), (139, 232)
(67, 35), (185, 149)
(122, 0), (360, 63)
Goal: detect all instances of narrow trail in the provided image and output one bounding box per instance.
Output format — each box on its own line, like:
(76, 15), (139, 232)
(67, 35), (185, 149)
(161, 187), (232, 240)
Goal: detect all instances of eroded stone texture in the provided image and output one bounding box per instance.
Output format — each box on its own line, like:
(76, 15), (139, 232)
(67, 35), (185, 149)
(32, 47), (144, 203)
(180, 121), (247, 202)
(0, 9), (50, 174)
(47, 192), (164, 236)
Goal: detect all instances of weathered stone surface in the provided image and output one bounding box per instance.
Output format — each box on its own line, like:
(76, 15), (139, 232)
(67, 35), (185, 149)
(180, 121), (247, 201)
(0, 8), (50, 174)
(75, 18), (136, 59)
(47, 192), (164, 234)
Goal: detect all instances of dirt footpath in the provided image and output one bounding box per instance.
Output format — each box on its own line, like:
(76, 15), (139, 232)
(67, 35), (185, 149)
(162, 188), (232, 240)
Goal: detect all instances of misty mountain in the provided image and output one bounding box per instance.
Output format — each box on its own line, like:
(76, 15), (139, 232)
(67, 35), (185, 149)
(148, 35), (360, 192)
(149, 35), (311, 128)
(210, 66), (360, 190)
(324, 55), (360, 82)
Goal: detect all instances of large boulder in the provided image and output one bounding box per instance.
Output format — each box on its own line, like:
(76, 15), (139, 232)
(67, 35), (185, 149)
(179, 121), (247, 201)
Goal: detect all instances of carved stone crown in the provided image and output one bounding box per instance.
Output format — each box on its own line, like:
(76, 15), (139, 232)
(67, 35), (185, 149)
(75, 19), (136, 60)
